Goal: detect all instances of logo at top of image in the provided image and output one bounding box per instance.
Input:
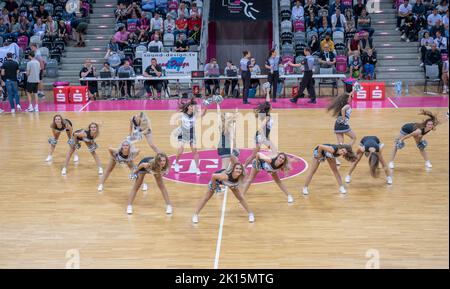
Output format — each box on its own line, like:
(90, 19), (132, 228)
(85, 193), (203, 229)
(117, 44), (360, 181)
(223, 0), (260, 20)
(164, 149), (308, 185)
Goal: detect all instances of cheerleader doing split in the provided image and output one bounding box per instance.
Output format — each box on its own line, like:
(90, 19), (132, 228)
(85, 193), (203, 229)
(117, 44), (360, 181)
(98, 139), (147, 192)
(46, 114), (79, 163)
(192, 161), (254, 223)
(345, 136), (393, 185)
(61, 122), (103, 176)
(302, 144), (357, 195)
(127, 153), (172, 215)
(389, 110), (440, 169)
(128, 112), (160, 153)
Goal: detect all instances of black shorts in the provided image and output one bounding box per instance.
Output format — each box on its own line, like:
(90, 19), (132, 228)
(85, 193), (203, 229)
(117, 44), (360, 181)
(76, 22), (88, 34)
(26, 82), (38, 93)
(39, 70), (43, 81)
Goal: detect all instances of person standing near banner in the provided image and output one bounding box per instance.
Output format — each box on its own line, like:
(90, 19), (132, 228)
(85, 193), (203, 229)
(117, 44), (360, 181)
(1, 52), (21, 113)
(288, 47), (317, 104)
(25, 50), (41, 112)
(240, 50), (252, 104)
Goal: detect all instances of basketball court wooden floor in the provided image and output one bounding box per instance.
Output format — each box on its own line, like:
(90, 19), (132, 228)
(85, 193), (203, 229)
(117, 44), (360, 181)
(0, 96), (448, 268)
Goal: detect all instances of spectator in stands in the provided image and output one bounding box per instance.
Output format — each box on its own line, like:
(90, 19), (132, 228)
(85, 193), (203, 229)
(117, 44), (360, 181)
(0, 18), (8, 39)
(400, 14), (416, 42)
(105, 37), (120, 59)
(310, 34), (321, 55)
(316, 0), (329, 11)
(174, 14), (188, 40)
(397, 0), (412, 31)
(353, 0), (365, 20)
(25, 3), (34, 23)
(318, 15), (331, 36)
(423, 0), (434, 10)
(292, 1), (305, 21)
(362, 48), (377, 80)
(306, 12), (318, 32)
(250, 57), (261, 89)
(443, 10), (449, 38)
(175, 33), (189, 52)
(5, 0), (19, 13)
(204, 58), (220, 96)
(434, 30), (448, 53)
(427, 7), (442, 29)
(150, 12), (164, 35)
(304, 0), (318, 23)
(58, 20), (69, 44)
(190, 2), (202, 18)
(46, 16), (57, 38)
(73, 18), (89, 47)
(115, 3), (129, 23)
(164, 13), (176, 34)
(127, 31), (139, 46)
(100, 62), (116, 98)
(412, 0), (426, 19)
(348, 33), (361, 56)
(442, 57), (449, 93)
(187, 24), (201, 46)
(33, 17), (46, 38)
(148, 34), (163, 52)
(430, 19), (446, 37)
(117, 60), (135, 98)
(178, 2), (189, 19)
(420, 31), (435, 66)
(114, 26), (129, 49)
(331, 8), (347, 33)
(360, 31), (375, 56)
(2, 8), (10, 25)
(425, 43), (443, 78)
(320, 32), (335, 51)
(188, 13), (202, 31)
(80, 59), (98, 100)
(35, 4), (49, 23)
(349, 53), (362, 79)
(150, 30), (162, 42)
(319, 44), (336, 69)
(345, 9), (356, 35)
(143, 58), (163, 99)
(137, 11), (150, 41)
(8, 16), (20, 39)
(329, 0), (342, 16)
(18, 16), (31, 38)
(357, 8), (374, 37)
(437, 0), (448, 14)
(224, 60), (239, 97)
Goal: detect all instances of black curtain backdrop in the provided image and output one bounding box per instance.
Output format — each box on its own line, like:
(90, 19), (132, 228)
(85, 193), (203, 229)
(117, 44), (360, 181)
(210, 0), (273, 21)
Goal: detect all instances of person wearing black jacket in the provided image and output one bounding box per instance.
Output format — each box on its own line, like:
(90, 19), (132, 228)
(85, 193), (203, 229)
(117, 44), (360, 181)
(425, 43), (443, 78)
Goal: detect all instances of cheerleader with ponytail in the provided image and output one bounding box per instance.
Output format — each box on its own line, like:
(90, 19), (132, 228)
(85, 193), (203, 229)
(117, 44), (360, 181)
(389, 110), (440, 169)
(46, 114), (78, 163)
(128, 112), (159, 153)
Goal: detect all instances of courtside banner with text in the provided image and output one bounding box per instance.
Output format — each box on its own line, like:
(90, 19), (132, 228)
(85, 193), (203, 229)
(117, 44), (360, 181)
(210, 0), (273, 21)
(0, 43), (20, 64)
(142, 52), (198, 75)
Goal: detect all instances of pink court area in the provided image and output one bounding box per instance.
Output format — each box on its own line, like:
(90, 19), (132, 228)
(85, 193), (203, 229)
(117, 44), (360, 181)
(0, 96), (447, 112)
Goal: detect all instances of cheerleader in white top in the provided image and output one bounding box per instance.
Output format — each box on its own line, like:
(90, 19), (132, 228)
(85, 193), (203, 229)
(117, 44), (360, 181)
(173, 98), (208, 175)
(128, 112), (159, 153)
(97, 139), (142, 192)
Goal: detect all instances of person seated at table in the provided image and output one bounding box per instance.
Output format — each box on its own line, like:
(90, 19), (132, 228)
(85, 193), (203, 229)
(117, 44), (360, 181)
(204, 58), (220, 96)
(143, 58), (163, 99)
(250, 57), (261, 89)
(224, 60), (239, 97)
(117, 60), (136, 98)
(79, 59), (98, 100)
(100, 62), (116, 98)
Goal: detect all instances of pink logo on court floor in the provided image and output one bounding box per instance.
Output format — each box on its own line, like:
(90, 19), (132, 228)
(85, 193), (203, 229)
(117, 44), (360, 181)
(164, 149), (308, 185)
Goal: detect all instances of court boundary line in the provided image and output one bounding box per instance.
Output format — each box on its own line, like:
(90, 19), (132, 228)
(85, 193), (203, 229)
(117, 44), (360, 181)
(387, 97), (399, 109)
(214, 182), (228, 269)
(78, 101), (92, 112)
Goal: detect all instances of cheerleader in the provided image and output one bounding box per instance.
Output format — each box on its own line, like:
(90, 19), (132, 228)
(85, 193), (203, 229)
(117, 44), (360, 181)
(61, 122), (103, 176)
(127, 153), (172, 215)
(345, 136), (393, 185)
(46, 114), (79, 163)
(327, 93), (356, 147)
(241, 151), (294, 203)
(217, 112), (239, 171)
(128, 112), (159, 153)
(173, 98), (208, 175)
(243, 89), (277, 168)
(192, 161), (254, 223)
(97, 139), (146, 192)
(302, 144), (357, 195)
(389, 110), (440, 169)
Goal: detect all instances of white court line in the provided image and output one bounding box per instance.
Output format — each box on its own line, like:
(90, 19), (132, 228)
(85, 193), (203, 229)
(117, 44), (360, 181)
(387, 97), (399, 109)
(78, 101), (92, 112)
(214, 187), (228, 269)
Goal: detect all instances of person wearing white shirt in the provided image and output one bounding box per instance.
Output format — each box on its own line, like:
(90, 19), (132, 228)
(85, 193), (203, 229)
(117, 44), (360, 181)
(291, 0), (304, 21)
(148, 34), (164, 52)
(164, 13), (176, 34)
(150, 12), (164, 33)
(443, 10), (449, 37)
(331, 9), (347, 32)
(434, 31), (448, 53)
(427, 8), (443, 28)
(396, 0), (412, 30)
